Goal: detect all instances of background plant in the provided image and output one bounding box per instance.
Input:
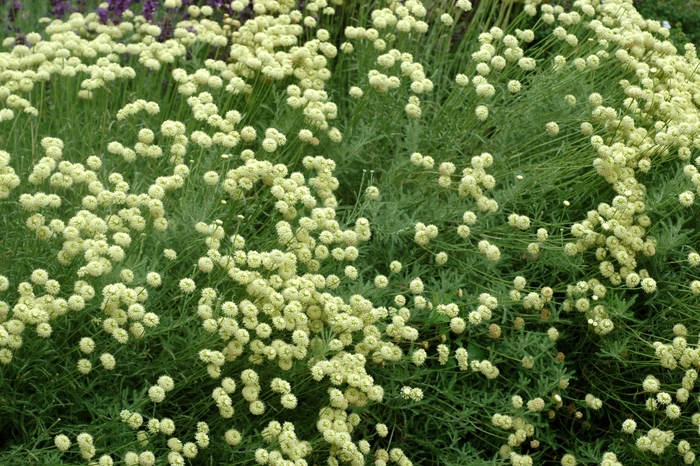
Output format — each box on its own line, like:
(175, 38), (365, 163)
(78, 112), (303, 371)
(633, 0), (700, 48)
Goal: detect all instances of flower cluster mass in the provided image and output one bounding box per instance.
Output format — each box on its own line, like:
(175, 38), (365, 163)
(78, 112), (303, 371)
(2, 0), (700, 465)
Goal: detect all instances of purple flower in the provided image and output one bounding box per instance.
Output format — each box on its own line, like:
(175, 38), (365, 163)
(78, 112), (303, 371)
(157, 16), (173, 41)
(8, 2), (22, 23)
(108, 0), (132, 21)
(97, 7), (109, 23)
(13, 33), (27, 46)
(96, 0), (132, 24)
(207, 0), (230, 13)
(50, 0), (71, 19)
(143, 0), (158, 21)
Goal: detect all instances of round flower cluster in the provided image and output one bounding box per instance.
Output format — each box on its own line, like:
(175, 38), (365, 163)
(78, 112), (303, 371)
(599, 452), (623, 466)
(584, 394), (603, 410)
(492, 413), (513, 430)
(470, 359), (500, 379)
(412, 348), (427, 366)
(507, 214), (531, 230)
(0, 150), (20, 199)
(545, 121), (560, 136)
(635, 428), (674, 455)
(76, 432), (95, 460)
(495, 414), (536, 452)
(116, 99), (160, 121)
(457, 153), (498, 212)
(478, 240), (501, 263)
(413, 222), (438, 246)
(401, 386), (424, 402)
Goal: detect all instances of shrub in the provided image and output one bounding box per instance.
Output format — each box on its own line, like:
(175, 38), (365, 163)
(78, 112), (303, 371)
(2, 1), (700, 465)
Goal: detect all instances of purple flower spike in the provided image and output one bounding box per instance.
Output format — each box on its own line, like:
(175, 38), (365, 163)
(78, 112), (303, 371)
(8, 2), (22, 23)
(143, 0), (158, 22)
(50, 0), (71, 19)
(107, 0), (132, 23)
(97, 7), (109, 23)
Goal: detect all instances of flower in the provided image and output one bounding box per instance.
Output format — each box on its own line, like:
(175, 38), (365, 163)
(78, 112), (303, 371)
(262, 138), (277, 152)
(666, 403), (681, 419)
(374, 275), (389, 289)
(584, 394), (603, 410)
(475, 105), (489, 121)
(79, 337), (95, 354)
(55, 434), (71, 451)
(298, 129), (314, 142)
(409, 277), (424, 294)
(450, 317), (466, 334)
(365, 186), (380, 200)
(77, 359), (92, 374)
(179, 278), (196, 293)
(249, 400), (266, 415)
(159, 418), (175, 435)
(138, 452), (155, 466)
(158, 375), (175, 391)
(512, 395), (523, 409)
(405, 102), (421, 119)
(121, 411), (143, 429)
(146, 272), (161, 287)
(183, 442), (198, 459)
(376, 423), (389, 437)
(124, 452), (139, 466)
(476, 83), (495, 98)
(344, 266), (358, 280)
(100, 353), (116, 370)
(691, 281), (700, 294)
(641, 277), (657, 293)
(349, 86), (363, 98)
(466, 310), (482, 325)
(437, 344), (449, 364)
(281, 393), (298, 409)
(642, 375), (661, 393)
(621, 419), (637, 434)
(679, 191), (695, 207)
(527, 397), (545, 412)
(518, 57), (536, 70)
(195, 432), (209, 448)
(225, 429), (242, 446)
(168, 438), (183, 452)
(255, 449), (269, 465)
(76, 432), (93, 449)
(412, 349), (427, 366)
(401, 386), (424, 402)
(456, 74), (469, 86)
(440, 13), (454, 26)
(142, 313), (159, 328)
(689, 252), (700, 266)
(148, 385), (166, 403)
(30, 268), (48, 285)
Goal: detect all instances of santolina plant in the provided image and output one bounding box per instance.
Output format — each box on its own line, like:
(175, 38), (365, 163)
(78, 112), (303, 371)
(2, 0), (700, 465)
